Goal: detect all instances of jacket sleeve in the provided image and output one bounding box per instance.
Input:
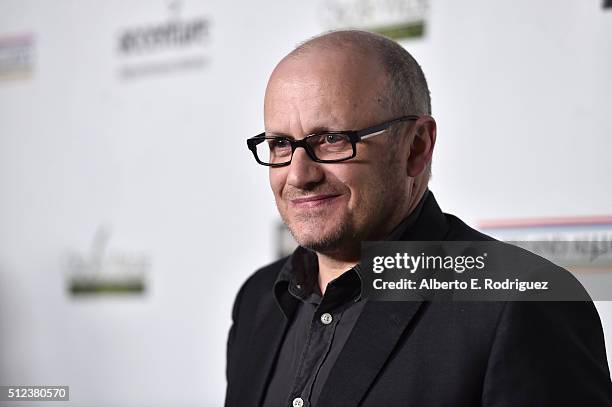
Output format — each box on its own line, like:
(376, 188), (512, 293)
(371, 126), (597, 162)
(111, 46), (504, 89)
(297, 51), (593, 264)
(482, 300), (612, 406)
(225, 279), (247, 402)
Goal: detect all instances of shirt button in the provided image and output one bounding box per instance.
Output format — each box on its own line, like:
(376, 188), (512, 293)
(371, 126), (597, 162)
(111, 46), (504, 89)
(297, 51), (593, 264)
(292, 397), (304, 407)
(320, 312), (333, 325)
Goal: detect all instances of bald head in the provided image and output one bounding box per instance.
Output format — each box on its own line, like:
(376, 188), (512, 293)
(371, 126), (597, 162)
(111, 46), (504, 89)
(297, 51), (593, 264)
(266, 38), (390, 136)
(267, 30), (433, 181)
(284, 30), (431, 118)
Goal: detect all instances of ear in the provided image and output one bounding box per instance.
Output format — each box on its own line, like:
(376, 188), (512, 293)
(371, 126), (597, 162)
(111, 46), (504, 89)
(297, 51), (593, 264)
(407, 116), (436, 177)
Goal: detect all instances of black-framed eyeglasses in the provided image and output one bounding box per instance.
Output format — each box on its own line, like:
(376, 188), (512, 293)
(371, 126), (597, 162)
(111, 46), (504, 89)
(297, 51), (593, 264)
(246, 115), (419, 167)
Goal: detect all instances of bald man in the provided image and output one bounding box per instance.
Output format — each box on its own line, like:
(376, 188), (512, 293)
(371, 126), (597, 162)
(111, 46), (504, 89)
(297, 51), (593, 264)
(227, 31), (612, 407)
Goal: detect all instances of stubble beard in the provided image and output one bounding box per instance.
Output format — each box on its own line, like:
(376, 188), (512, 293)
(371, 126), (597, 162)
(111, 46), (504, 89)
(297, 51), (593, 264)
(280, 183), (404, 255)
(281, 207), (356, 254)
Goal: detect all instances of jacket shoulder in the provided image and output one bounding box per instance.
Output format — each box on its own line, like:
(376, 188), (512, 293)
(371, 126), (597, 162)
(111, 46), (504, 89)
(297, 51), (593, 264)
(444, 213), (496, 241)
(232, 256), (290, 319)
(239, 256), (288, 299)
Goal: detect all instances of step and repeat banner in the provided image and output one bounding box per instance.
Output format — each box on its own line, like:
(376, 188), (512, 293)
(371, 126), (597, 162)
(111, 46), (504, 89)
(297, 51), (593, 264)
(1, 0), (611, 405)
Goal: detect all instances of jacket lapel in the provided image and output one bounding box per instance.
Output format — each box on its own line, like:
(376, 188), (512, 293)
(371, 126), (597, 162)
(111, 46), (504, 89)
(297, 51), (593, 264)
(237, 298), (291, 406)
(316, 300), (425, 406)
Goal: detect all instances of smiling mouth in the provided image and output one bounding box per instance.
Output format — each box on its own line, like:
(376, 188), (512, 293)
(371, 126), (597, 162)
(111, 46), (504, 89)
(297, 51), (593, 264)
(289, 194), (342, 208)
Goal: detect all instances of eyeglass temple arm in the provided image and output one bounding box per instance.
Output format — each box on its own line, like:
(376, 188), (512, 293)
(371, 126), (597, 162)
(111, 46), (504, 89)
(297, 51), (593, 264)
(356, 115), (420, 140)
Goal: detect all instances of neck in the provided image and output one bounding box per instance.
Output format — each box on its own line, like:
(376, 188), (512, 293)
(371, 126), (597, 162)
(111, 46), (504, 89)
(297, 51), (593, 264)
(408, 182), (428, 214)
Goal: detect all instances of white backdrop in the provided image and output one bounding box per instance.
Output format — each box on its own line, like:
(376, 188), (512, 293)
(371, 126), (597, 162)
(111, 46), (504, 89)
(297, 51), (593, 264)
(1, 0), (611, 406)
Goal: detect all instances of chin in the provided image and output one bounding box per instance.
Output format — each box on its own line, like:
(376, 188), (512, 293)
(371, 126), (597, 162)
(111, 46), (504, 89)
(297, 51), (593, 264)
(289, 220), (352, 253)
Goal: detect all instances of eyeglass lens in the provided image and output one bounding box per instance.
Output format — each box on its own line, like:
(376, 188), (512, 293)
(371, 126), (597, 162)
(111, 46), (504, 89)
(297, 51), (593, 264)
(255, 133), (353, 165)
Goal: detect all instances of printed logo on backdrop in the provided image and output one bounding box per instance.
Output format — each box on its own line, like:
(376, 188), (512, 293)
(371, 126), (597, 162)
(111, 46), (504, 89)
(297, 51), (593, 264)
(116, 0), (211, 80)
(64, 225), (150, 296)
(0, 33), (35, 82)
(317, 0), (428, 40)
(479, 216), (612, 300)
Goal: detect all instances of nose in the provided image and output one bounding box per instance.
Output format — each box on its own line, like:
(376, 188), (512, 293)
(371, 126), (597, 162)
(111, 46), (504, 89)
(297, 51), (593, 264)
(286, 147), (324, 190)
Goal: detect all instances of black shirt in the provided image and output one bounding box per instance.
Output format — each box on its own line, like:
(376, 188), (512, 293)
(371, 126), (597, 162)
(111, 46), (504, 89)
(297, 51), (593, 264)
(262, 190), (430, 407)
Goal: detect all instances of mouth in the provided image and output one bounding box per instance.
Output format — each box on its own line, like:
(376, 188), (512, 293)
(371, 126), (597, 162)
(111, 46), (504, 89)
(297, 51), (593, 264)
(289, 194), (343, 209)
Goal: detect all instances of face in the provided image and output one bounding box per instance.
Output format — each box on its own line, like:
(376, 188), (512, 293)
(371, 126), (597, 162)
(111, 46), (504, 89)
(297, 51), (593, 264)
(264, 48), (414, 255)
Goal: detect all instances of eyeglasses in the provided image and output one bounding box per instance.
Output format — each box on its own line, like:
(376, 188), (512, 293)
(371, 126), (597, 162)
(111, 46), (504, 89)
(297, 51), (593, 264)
(247, 115), (419, 167)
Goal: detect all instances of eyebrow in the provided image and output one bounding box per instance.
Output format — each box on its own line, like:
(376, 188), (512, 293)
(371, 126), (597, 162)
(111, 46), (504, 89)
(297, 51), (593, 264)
(265, 126), (346, 139)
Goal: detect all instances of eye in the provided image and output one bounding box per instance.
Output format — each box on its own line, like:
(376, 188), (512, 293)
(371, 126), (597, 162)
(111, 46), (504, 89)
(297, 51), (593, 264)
(269, 138), (291, 149)
(324, 134), (347, 144)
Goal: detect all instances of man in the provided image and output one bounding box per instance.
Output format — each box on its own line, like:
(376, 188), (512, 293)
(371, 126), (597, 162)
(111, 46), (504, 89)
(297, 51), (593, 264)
(226, 30), (612, 406)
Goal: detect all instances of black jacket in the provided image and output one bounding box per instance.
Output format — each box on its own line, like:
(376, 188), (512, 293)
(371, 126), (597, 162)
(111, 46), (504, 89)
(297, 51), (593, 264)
(225, 192), (612, 406)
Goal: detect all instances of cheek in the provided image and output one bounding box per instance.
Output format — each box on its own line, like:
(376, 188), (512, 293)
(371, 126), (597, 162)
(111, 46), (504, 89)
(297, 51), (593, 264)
(332, 169), (366, 209)
(345, 167), (392, 210)
(269, 170), (286, 201)
(340, 150), (387, 209)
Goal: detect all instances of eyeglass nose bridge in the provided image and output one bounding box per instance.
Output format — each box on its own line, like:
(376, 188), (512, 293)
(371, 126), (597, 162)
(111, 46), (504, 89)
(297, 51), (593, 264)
(287, 137), (320, 164)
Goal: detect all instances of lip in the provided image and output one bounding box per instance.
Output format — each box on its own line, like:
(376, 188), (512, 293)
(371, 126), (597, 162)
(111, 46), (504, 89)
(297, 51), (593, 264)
(289, 194), (342, 208)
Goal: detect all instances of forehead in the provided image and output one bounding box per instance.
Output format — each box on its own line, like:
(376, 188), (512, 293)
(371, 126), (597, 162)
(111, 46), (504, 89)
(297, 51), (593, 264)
(264, 47), (388, 131)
